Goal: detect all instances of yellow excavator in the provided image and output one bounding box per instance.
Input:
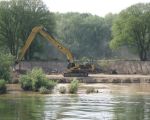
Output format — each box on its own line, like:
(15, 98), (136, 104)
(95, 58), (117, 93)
(15, 26), (94, 77)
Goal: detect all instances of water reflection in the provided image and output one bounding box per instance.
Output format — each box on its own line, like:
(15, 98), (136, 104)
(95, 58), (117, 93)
(43, 94), (114, 120)
(0, 84), (150, 120)
(0, 95), (45, 120)
(112, 95), (150, 120)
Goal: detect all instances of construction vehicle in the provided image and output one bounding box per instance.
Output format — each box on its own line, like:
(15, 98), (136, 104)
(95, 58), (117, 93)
(15, 26), (94, 77)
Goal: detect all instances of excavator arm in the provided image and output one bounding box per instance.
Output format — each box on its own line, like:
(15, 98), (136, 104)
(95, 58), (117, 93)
(16, 26), (74, 65)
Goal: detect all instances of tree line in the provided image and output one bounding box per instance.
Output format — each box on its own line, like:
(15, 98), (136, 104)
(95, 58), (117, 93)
(0, 0), (149, 61)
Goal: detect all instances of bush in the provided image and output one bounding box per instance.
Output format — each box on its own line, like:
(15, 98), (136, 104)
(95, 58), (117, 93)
(20, 74), (32, 91)
(46, 80), (57, 90)
(86, 87), (95, 94)
(59, 86), (66, 94)
(30, 68), (47, 91)
(0, 53), (14, 82)
(39, 87), (49, 94)
(68, 79), (79, 94)
(0, 79), (6, 94)
(20, 68), (57, 92)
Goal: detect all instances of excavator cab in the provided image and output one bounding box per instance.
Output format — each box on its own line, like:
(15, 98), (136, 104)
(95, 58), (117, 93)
(67, 62), (75, 69)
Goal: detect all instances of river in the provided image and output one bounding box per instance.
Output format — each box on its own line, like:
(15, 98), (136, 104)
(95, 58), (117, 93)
(0, 83), (150, 120)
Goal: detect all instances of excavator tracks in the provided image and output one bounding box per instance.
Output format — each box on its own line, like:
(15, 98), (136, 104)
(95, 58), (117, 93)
(63, 72), (88, 77)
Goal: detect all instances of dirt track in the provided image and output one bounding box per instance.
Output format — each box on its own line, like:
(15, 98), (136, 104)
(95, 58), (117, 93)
(46, 74), (150, 83)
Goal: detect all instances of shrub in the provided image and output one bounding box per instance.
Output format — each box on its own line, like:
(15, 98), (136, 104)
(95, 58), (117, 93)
(39, 87), (49, 94)
(20, 68), (57, 92)
(0, 79), (6, 94)
(45, 80), (57, 90)
(0, 53), (14, 82)
(59, 86), (66, 94)
(68, 79), (79, 94)
(31, 68), (47, 91)
(86, 87), (95, 94)
(20, 74), (32, 91)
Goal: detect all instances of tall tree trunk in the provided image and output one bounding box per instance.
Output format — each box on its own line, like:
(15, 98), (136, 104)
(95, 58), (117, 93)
(139, 50), (147, 61)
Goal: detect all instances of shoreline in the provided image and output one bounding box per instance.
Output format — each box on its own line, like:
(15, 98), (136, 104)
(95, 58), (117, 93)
(5, 83), (150, 96)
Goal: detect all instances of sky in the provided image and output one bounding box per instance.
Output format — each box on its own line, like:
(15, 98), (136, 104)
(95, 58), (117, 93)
(42, 0), (150, 17)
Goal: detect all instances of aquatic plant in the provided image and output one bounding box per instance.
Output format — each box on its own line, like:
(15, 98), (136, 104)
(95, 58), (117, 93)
(86, 87), (95, 94)
(68, 79), (79, 94)
(39, 86), (49, 94)
(59, 86), (66, 94)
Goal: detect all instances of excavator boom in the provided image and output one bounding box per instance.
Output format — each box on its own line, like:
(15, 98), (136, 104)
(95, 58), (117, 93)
(17, 26), (74, 64)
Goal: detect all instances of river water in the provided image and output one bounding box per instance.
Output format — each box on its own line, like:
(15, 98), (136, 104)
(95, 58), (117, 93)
(0, 83), (150, 120)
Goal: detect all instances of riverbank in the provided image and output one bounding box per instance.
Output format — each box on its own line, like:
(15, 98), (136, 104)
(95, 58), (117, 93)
(8, 74), (150, 94)
(6, 82), (150, 95)
(46, 74), (150, 83)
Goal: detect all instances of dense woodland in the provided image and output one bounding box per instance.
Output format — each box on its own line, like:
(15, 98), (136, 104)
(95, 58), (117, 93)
(0, 0), (150, 61)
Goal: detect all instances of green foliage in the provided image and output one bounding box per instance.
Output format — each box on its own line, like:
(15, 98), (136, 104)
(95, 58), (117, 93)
(2, 0), (146, 61)
(0, 0), (116, 60)
(45, 80), (57, 90)
(86, 87), (95, 94)
(0, 79), (6, 94)
(0, 0), (55, 59)
(54, 12), (114, 59)
(20, 74), (32, 91)
(68, 79), (79, 94)
(20, 68), (57, 92)
(110, 3), (150, 61)
(0, 53), (14, 82)
(30, 68), (47, 91)
(59, 86), (66, 94)
(39, 87), (49, 94)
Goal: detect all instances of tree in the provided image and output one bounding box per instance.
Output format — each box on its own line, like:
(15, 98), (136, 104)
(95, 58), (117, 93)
(0, 0), (55, 60)
(104, 13), (117, 58)
(110, 3), (150, 61)
(55, 13), (112, 59)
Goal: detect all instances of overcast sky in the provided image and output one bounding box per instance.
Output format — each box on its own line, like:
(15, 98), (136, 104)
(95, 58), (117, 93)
(42, 0), (150, 16)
